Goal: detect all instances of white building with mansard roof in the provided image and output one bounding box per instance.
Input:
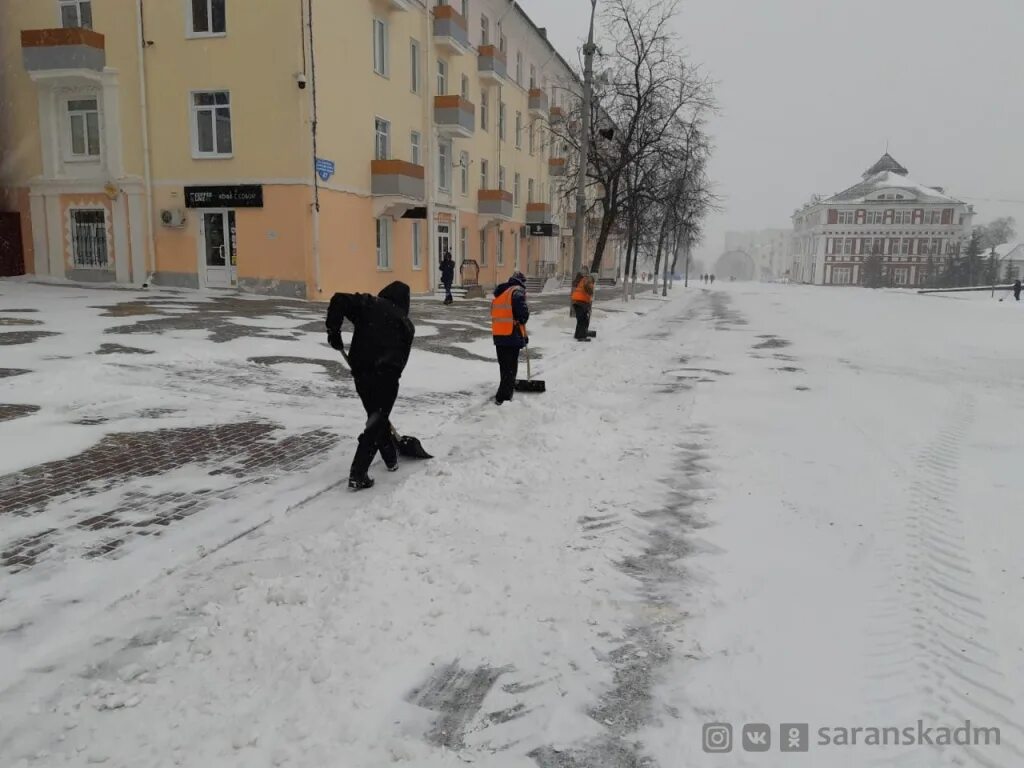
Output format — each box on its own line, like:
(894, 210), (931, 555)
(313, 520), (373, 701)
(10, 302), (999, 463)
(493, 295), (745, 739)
(789, 154), (975, 286)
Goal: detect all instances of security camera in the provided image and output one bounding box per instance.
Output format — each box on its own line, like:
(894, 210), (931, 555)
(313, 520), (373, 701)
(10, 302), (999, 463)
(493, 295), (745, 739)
(295, 72), (308, 89)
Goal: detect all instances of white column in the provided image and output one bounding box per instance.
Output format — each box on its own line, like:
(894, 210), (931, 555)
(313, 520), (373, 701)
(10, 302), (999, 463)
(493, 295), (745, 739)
(126, 189), (146, 285)
(112, 191), (130, 283)
(29, 192), (49, 276)
(44, 194), (65, 278)
(101, 68), (125, 179)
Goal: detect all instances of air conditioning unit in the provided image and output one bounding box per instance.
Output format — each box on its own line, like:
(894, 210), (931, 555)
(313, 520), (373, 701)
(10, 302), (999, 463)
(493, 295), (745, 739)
(160, 208), (186, 228)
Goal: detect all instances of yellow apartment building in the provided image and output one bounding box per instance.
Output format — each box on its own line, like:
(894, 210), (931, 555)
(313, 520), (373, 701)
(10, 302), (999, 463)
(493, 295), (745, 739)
(0, 0), (620, 298)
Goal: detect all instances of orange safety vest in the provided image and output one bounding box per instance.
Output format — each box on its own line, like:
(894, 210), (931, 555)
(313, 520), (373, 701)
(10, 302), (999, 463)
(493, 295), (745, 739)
(491, 286), (526, 337)
(571, 276), (593, 304)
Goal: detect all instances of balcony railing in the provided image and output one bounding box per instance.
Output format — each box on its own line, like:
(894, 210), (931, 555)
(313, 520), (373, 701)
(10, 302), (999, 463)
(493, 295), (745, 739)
(434, 95), (475, 138)
(478, 44), (507, 83)
(548, 158), (567, 177)
(528, 88), (549, 117)
(433, 4), (470, 54)
(21, 28), (105, 72)
(549, 105), (566, 124)
(478, 189), (513, 220)
(526, 203), (552, 225)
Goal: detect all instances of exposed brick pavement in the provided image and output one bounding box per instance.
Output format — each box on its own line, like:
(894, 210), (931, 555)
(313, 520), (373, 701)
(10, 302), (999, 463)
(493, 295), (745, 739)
(0, 404), (40, 422)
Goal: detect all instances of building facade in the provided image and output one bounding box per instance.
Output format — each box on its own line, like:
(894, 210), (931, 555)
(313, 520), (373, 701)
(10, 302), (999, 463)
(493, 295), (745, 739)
(0, 0), (613, 298)
(789, 154), (974, 286)
(723, 229), (792, 281)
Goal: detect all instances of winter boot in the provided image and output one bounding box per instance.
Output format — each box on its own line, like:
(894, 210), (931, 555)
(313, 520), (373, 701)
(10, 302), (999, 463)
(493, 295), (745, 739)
(348, 474), (375, 491)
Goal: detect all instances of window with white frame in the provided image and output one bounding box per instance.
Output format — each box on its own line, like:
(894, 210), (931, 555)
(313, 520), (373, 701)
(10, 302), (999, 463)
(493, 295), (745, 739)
(459, 151), (469, 195)
(528, 123), (535, 155)
(527, 178), (534, 202)
(499, 33), (507, 55)
(514, 173), (520, 206)
(460, 227), (467, 262)
(498, 165), (506, 191)
(410, 131), (421, 165)
(498, 102), (506, 141)
(480, 14), (489, 45)
(376, 218), (392, 269)
(461, 0), (469, 19)
(497, 229), (505, 266)
(374, 118), (390, 160)
(438, 141), (451, 191)
(189, 0), (226, 36)
(412, 221), (422, 269)
(480, 228), (488, 266)
(893, 267), (909, 285)
(70, 209), (107, 267)
(59, 0), (92, 28)
(480, 90), (489, 131)
(437, 59), (448, 96)
(410, 40), (421, 93)
(66, 97), (100, 160)
(461, 75), (470, 100)
(529, 64), (536, 90)
(832, 266), (851, 285)
(192, 91), (232, 157)
(516, 51), (523, 84)
(515, 111), (522, 148)
(372, 18), (388, 76)
(480, 159), (489, 189)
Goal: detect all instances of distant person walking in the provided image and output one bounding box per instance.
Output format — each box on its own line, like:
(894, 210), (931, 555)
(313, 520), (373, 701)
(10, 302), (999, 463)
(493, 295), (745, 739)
(440, 251), (455, 305)
(710, 274), (716, 285)
(1014, 279), (1022, 302)
(571, 270), (595, 342)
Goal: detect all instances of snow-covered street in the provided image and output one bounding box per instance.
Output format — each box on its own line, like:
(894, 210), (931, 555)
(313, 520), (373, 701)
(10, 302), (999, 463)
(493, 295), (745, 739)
(2, 281), (1023, 767)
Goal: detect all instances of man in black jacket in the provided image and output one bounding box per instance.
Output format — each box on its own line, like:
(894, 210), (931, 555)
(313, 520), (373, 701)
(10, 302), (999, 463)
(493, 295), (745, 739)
(326, 281), (415, 491)
(440, 251), (456, 305)
(491, 271), (530, 405)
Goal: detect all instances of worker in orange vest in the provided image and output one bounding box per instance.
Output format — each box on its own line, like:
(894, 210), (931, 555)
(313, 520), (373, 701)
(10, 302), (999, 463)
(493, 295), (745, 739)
(491, 271), (530, 405)
(571, 269), (595, 342)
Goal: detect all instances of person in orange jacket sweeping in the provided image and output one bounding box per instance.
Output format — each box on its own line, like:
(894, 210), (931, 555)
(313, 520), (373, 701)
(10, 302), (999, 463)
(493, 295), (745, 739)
(571, 270), (595, 342)
(491, 271), (530, 404)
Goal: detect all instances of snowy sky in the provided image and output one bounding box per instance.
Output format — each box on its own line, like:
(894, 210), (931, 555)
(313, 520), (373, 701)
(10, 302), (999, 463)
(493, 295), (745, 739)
(517, 0), (1024, 265)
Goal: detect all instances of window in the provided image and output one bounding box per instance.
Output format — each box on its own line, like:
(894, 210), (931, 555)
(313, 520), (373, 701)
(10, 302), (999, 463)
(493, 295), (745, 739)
(866, 210), (883, 225)
(516, 51), (524, 84)
(480, 14), (489, 45)
(373, 18), (388, 76)
(437, 59), (448, 96)
(438, 141), (450, 191)
(888, 238), (899, 255)
(901, 238), (911, 255)
(837, 211), (854, 225)
(514, 173), (521, 206)
(411, 131), (421, 165)
(928, 210), (943, 225)
(832, 267), (852, 285)
(459, 151), (469, 194)
(515, 111), (522, 148)
(918, 238), (930, 255)
(498, 165), (506, 191)
(843, 238), (854, 255)
(460, 75), (470, 100)
(528, 123), (535, 154)
(499, 34), (507, 55)
(70, 209), (107, 267)
(374, 118), (390, 160)
(460, 227), (467, 262)
(59, 0), (92, 28)
(192, 91), (232, 157)
(480, 228), (488, 266)
(527, 178), (534, 202)
(893, 267), (909, 285)
(530, 64), (537, 90)
(480, 91), (489, 131)
(932, 238), (942, 256)
(376, 218), (392, 269)
(410, 40), (421, 93)
(66, 98), (100, 159)
(498, 102), (506, 141)
(497, 229), (505, 266)
(412, 222), (422, 269)
(189, 0), (226, 35)
(480, 159), (489, 189)
(461, 0), (469, 19)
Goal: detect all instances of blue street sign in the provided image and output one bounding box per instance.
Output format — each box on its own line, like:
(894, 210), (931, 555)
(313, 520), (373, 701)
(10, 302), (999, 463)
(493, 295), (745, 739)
(315, 157), (335, 182)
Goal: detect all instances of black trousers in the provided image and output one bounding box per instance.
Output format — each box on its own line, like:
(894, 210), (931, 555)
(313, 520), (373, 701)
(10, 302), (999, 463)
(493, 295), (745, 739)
(573, 302), (592, 339)
(443, 282), (453, 304)
(495, 346), (520, 402)
(351, 373), (400, 477)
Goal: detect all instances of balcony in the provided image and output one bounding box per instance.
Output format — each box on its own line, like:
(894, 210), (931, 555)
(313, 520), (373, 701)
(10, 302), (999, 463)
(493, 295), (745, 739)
(371, 160), (425, 218)
(526, 203), (552, 225)
(548, 157), (567, 177)
(549, 105), (566, 124)
(21, 28), (105, 74)
(477, 45), (507, 84)
(528, 88), (549, 118)
(433, 5), (471, 55)
(478, 189), (513, 223)
(434, 95), (475, 138)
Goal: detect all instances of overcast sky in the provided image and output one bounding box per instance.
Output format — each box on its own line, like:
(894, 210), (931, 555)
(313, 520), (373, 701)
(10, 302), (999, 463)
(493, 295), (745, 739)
(517, 0), (1024, 267)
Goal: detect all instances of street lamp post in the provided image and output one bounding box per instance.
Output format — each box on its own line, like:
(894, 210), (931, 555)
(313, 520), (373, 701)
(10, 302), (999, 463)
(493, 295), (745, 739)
(572, 0), (598, 278)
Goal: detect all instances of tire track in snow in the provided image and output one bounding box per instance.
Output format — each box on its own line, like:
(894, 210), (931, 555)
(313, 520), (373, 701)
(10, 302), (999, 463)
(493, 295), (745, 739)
(864, 393), (1024, 767)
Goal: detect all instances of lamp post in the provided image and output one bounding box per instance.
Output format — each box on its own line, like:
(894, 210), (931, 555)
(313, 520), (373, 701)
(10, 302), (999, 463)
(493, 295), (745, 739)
(572, 0), (598, 278)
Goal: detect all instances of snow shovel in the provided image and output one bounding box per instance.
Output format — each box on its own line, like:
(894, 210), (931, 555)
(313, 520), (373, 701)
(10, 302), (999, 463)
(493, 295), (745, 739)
(514, 345), (546, 393)
(336, 346), (433, 459)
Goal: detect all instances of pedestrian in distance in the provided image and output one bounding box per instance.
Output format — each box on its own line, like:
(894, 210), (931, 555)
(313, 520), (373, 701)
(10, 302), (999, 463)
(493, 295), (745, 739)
(710, 274), (715, 285)
(326, 281), (415, 491)
(571, 269), (595, 342)
(491, 271), (530, 405)
(1014, 279), (1022, 302)
(440, 250), (455, 305)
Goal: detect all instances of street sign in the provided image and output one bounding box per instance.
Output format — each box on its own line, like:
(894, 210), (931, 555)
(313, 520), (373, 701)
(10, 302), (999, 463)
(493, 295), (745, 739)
(315, 157), (335, 182)
(527, 222), (558, 237)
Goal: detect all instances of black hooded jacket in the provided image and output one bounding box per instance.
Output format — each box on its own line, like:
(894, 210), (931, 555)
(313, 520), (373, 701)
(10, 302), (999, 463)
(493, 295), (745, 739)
(325, 281), (415, 378)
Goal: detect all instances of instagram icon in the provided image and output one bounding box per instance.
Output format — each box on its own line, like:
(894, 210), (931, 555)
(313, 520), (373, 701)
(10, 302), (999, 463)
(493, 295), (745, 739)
(703, 723), (733, 753)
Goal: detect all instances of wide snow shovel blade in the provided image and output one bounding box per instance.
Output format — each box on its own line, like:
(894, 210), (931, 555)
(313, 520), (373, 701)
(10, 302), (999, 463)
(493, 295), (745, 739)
(390, 425), (433, 459)
(514, 346), (546, 393)
(587, 330), (597, 338)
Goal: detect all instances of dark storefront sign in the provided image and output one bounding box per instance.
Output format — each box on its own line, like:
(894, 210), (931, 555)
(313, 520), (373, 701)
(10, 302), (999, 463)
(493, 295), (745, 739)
(527, 222), (558, 237)
(184, 185), (264, 209)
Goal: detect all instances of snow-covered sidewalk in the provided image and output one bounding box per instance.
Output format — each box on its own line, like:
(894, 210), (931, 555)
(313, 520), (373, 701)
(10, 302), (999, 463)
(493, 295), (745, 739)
(2, 281), (1023, 768)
